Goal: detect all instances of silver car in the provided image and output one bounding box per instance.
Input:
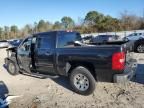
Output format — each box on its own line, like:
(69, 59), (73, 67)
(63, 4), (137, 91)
(90, 35), (120, 43)
(123, 33), (144, 41)
(0, 40), (8, 48)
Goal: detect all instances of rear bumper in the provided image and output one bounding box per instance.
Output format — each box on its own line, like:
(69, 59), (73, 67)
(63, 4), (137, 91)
(113, 61), (137, 83)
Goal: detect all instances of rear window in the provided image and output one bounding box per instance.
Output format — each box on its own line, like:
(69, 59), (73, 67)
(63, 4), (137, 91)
(57, 32), (82, 48)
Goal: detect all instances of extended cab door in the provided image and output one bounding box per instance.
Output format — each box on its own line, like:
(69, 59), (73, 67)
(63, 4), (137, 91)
(34, 32), (56, 75)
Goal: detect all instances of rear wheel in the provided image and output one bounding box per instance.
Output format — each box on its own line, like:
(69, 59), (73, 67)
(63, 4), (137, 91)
(70, 66), (96, 95)
(7, 60), (19, 75)
(136, 44), (144, 53)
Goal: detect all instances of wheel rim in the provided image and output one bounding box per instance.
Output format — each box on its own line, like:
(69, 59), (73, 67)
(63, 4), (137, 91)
(137, 45), (144, 53)
(9, 63), (15, 74)
(73, 74), (89, 91)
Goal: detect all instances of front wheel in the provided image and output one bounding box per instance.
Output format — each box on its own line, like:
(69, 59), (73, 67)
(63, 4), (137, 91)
(7, 60), (19, 75)
(70, 66), (96, 95)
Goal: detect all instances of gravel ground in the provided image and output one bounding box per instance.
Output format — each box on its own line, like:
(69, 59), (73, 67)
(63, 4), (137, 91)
(0, 48), (144, 108)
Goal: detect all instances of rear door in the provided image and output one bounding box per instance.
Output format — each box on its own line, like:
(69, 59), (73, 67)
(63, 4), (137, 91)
(34, 32), (56, 75)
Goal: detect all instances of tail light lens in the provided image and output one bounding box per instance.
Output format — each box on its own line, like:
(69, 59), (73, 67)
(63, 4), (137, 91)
(112, 52), (125, 70)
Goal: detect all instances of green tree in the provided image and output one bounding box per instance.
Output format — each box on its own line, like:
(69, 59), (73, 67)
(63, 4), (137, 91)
(37, 20), (45, 32)
(139, 17), (144, 29)
(37, 20), (46, 32)
(10, 25), (18, 38)
(11, 25), (18, 33)
(84, 11), (123, 32)
(84, 11), (104, 32)
(0, 27), (3, 39)
(26, 24), (33, 34)
(98, 16), (119, 32)
(53, 21), (62, 30)
(61, 16), (75, 29)
(45, 21), (53, 31)
(23, 24), (33, 36)
(37, 20), (52, 32)
(33, 22), (38, 33)
(85, 11), (104, 26)
(4, 26), (10, 39)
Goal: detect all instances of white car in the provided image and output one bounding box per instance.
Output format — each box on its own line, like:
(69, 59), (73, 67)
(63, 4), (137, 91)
(123, 33), (144, 41)
(0, 40), (8, 48)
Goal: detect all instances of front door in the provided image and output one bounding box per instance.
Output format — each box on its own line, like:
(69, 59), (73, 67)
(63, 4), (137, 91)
(17, 37), (32, 73)
(34, 33), (56, 75)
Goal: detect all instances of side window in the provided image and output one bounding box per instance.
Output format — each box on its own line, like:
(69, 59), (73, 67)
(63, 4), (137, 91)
(130, 33), (136, 36)
(19, 38), (32, 52)
(58, 33), (82, 48)
(37, 35), (54, 49)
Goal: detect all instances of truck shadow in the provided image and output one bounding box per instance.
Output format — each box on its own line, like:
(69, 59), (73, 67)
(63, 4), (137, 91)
(132, 64), (144, 84)
(3, 64), (7, 70)
(3, 64), (73, 92)
(51, 76), (72, 91)
(0, 81), (9, 108)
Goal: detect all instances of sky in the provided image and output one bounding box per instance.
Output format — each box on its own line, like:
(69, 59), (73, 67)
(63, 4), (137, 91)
(0, 0), (144, 28)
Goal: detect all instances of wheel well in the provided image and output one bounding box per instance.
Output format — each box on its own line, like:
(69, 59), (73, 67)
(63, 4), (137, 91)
(6, 57), (20, 69)
(7, 57), (18, 64)
(67, 61), (96, 79)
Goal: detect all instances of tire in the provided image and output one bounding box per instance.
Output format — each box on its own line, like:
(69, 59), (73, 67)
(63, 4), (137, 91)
(69, 66), (96, 95)
(136, 44), (144, 53)
(7, 60), (19, 75)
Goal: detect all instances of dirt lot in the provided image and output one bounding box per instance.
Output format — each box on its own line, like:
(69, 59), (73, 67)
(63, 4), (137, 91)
(0, 48), (144, 108)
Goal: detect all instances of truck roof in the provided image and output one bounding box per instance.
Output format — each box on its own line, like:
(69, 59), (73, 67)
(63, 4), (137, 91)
(33, 30), (78, 36)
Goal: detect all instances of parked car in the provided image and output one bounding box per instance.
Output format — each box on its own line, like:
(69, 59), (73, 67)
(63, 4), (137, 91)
(5, 31), (135, 95)
(8, 39), (23, 48)
(123, 32), (144, 41)
(90, 35), (120, 43)
(0, 40), (8, 48)
(82, 35), (93, 43)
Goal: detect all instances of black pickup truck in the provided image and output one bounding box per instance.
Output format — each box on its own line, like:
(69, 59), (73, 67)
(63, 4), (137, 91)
(5, 31), (135, 95)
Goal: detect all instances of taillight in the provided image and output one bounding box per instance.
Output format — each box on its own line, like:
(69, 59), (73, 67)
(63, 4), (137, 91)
(112, 52), (125, 70)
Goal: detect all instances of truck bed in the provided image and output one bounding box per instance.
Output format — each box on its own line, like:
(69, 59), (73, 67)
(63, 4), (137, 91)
(89, 40), (134, 52)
